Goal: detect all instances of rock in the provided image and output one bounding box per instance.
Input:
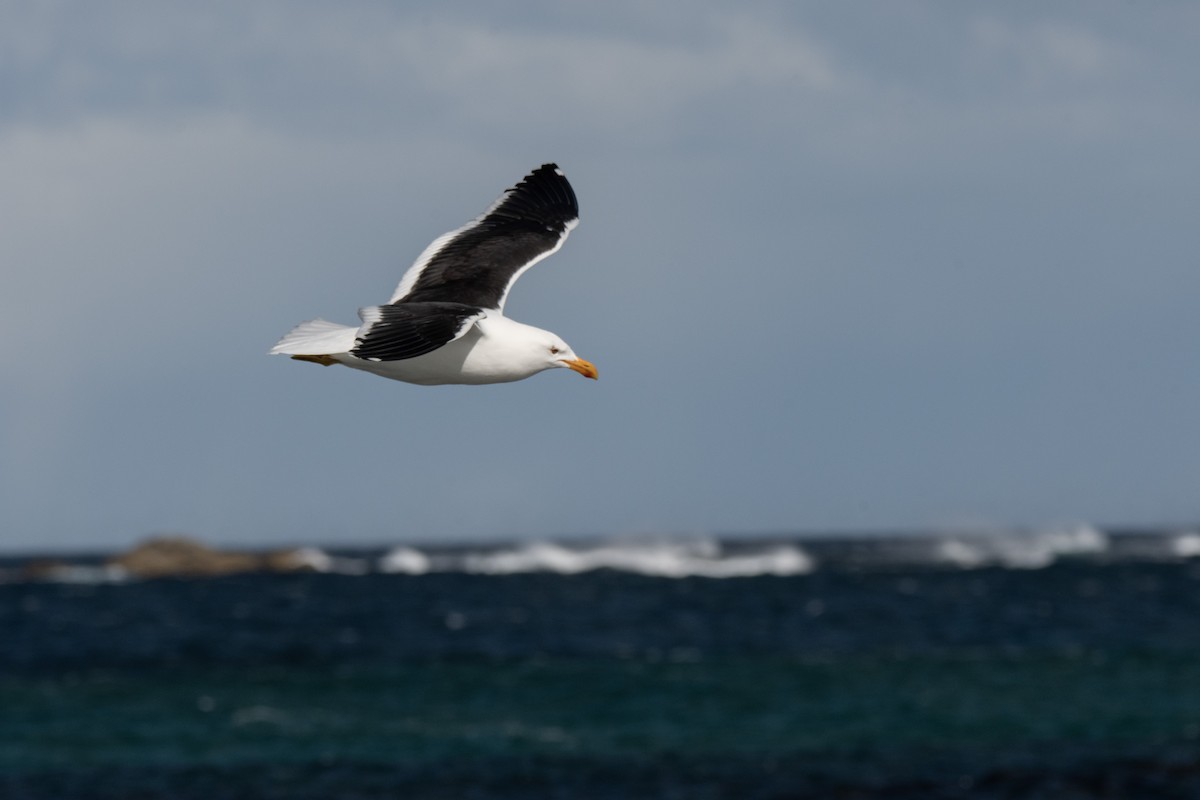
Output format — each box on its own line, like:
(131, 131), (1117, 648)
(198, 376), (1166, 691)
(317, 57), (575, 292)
(108, 536), (262, 578)
(106, 536), (329, 579)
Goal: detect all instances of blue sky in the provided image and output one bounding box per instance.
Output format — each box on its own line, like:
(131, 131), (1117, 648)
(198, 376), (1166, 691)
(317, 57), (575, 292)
(3, 2), (1199, 552)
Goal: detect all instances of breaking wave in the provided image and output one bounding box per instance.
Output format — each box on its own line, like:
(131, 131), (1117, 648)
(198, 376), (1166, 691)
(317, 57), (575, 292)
(929, 524), (1108, 569)
(380, 538), (814, 578)
(460, 539), (813, 578)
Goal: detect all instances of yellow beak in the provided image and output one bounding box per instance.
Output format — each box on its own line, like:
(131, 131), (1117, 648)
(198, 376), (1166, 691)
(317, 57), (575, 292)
(561, 357), (599, 380)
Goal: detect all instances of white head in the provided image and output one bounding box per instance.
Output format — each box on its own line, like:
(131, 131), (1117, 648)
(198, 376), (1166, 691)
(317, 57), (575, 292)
(542, 332), (599, 380)
(474, 316), (598, 382)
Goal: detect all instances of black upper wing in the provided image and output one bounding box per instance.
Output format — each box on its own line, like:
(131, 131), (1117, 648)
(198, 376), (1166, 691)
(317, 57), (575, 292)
(351, 302), (484, 362)
(388, 164), (579, 310)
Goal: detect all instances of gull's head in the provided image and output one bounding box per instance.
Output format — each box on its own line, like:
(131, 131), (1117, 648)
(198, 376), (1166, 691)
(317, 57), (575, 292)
(545, 334), (598, 380)
(480, 317), (598, 382)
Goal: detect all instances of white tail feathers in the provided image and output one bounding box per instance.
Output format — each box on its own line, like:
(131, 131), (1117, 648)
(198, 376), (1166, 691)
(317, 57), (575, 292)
(269, 318), (357, 356)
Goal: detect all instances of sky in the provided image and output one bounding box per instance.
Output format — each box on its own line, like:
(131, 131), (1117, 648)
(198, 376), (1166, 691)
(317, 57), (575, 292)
(3, 1), (1199, 552)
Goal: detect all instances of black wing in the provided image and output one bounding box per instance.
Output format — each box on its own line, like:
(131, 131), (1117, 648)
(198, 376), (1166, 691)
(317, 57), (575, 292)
(351, 302), (484, 362)
(388, 164), (579, 310)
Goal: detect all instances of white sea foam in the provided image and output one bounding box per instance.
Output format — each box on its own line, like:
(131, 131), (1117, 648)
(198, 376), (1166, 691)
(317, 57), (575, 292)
(932, 524), (1108, 569)
(1170, 532), (1200, 558)
(288, 547), (334, 572)
(459, 538), (814, 578)
(378, 546), (432, 574)
(283, 547), (371, 575)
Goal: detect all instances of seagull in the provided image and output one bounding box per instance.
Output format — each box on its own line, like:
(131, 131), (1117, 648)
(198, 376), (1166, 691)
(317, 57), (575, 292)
(270, 163), (597, 385)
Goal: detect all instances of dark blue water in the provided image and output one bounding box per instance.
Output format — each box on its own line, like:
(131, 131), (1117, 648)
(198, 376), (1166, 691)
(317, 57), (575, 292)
(3, 551), (1200, 798)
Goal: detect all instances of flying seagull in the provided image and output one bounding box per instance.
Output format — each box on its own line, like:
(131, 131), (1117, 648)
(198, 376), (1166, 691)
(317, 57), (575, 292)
(270, 163), (597, 385)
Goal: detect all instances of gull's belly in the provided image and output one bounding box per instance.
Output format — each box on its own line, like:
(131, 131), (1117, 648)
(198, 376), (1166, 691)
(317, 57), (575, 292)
(339, 328), (540, 386)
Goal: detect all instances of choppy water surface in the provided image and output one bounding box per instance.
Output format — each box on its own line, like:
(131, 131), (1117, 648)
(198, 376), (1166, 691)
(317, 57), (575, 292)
(2, 530), (1200, 798)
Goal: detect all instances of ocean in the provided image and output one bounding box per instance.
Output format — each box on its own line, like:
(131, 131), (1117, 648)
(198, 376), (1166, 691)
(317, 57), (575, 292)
(3, 527), (1200, 799)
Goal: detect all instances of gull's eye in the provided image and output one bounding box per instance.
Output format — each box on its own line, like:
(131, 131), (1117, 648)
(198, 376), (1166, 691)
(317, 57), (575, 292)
(549, 346), (561, 355)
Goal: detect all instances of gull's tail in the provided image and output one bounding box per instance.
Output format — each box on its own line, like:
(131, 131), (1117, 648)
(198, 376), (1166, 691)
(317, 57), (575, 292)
(270, 319), (357, 360)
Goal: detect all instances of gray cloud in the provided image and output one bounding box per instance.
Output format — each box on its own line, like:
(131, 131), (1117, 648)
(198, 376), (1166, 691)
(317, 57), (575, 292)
(3, 1), (1199, 551)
